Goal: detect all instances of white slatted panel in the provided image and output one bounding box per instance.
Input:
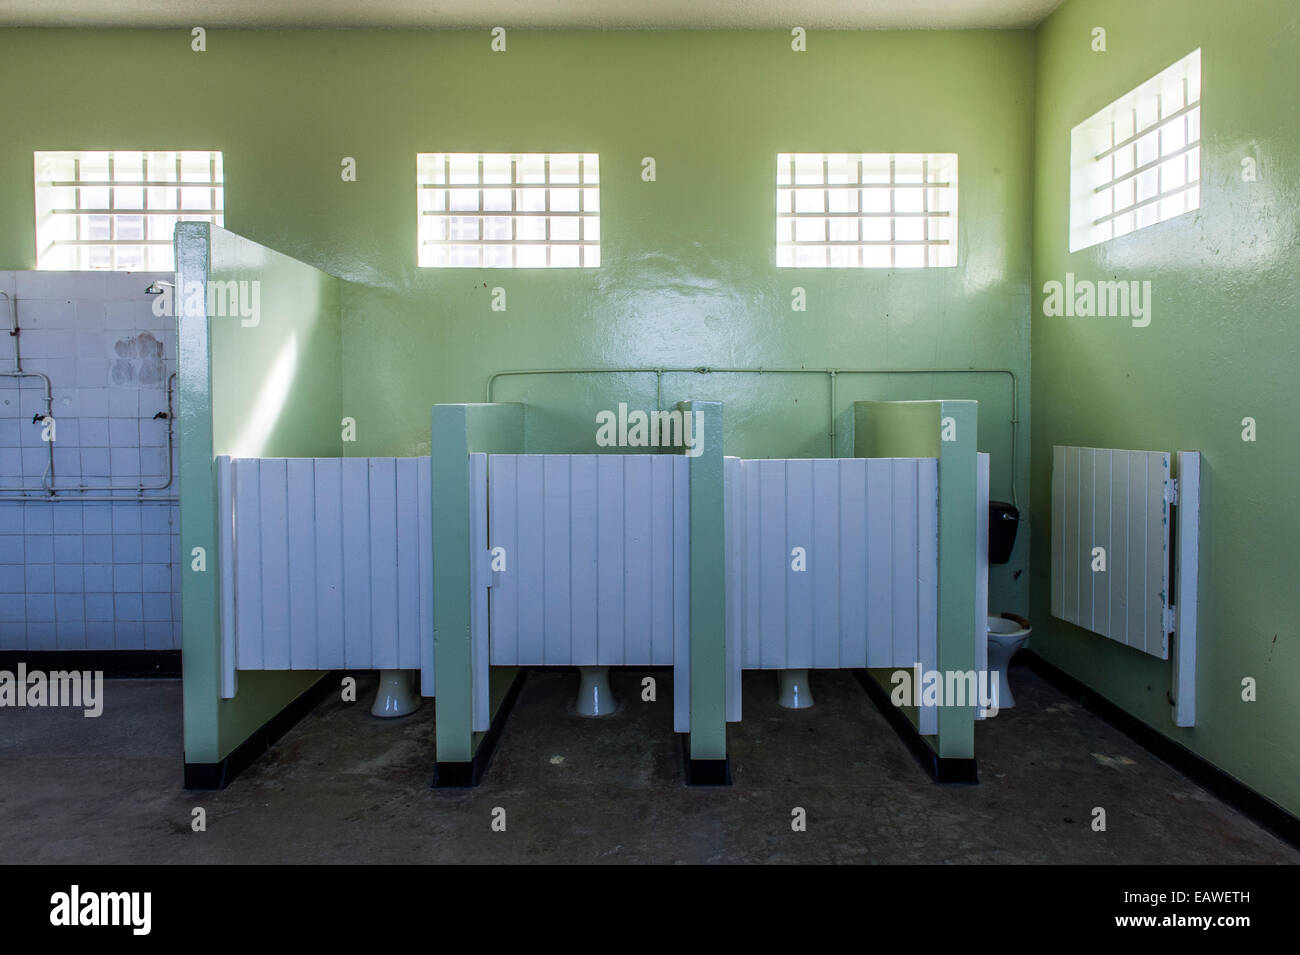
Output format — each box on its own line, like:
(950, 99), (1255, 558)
(673, 454), (693, 733)
(1051, 445), (1170, 658)
(469, 453), (490, 731)
(223, 457), (434, 693)
(340, 458), (371, 667)
(916, 458), (939, 737)
(722, 456), (743, 724)
(313, 458), (345, 672)
(418, 456), (435, 697)
(728, 457), (939, 673)
(217, 456), (237, 699)
(488, 453), (689, 667)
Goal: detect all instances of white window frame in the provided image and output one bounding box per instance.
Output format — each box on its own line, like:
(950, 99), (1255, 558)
(416, 152), (600, 268)
(34, 150), (224, 271)
(776, 153), (958, 268)
(1069, 49), (1201, 252)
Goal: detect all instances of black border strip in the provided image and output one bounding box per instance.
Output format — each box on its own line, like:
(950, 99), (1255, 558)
(678, 733), (733, 786)
(1023, 650), (1300, 849)
(432, 668), (529, 788)
(182, 670), (341, 790)
(0, 649), (181, 678)
(854, 669), (980, 783)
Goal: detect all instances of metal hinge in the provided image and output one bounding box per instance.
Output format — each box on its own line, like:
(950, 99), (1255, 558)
(1165, 478), (1179, 506)
(1163, 605), (1177, 633)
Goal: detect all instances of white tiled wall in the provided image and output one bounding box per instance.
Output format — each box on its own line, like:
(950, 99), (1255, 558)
(0, 270), (180, 650)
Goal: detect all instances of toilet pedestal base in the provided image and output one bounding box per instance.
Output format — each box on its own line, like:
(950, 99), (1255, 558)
(575, 666), (618, 717)
(371, 669), (421, 718)
(777, 669), (814, 709)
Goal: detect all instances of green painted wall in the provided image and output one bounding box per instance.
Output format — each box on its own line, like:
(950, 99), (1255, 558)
(853, 400), (942, 458)
(0, 26), (1036, 615)
(1031, 0), (1300, 814)
(208, 227), (343, 459)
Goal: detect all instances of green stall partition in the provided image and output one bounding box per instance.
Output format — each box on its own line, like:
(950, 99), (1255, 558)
(429, 398), (731, 784)
(177, 222), (345, 786)
(430, 403), (525, 785)
(853, 399), (979, 772)
(678, 400), (730, 783)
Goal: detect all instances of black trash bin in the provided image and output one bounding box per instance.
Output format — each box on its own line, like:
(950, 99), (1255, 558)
(989, 501), (1019, 564)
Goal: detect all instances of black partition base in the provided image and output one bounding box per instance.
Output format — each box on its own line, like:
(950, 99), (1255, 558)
(432, 668), (528, 789)
(854, 669), (979, 784)
(1023, 650), (1300, 849)
(679, 734), (733, 786)
(183, 670), (341, 790)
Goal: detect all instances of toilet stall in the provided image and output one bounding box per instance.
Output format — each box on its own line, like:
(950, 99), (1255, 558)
(177, 223), (989, 788)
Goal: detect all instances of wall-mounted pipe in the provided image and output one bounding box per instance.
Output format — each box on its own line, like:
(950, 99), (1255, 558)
(0, 288), (177, 500)
(486, 366), (1020, 508)
(26, 369), (178, 497)
(0, 496), (178, 504)
(1, 290), (21, 372)
(0, 371), (175, 498)
(1, 289), (58, 493)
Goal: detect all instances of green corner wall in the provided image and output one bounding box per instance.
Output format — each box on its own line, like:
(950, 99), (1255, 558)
(1031, 0), (1300, 815)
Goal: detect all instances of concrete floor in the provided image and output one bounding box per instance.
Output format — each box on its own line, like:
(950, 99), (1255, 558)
(1, 664), (1296, 864)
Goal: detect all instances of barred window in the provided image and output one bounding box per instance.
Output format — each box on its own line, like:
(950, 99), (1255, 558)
(34, 150), (224, 270)
(1069, 49), (1201, 252)
(417, 153), (600, 267)
(776, 153), (958, 268)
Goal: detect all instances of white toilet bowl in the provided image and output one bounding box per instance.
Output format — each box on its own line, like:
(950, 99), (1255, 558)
(575, 666), (617, 717)
(986, 615), (1032, 709)
(371, 669), (421, 718)
(777, 669), (814, 709)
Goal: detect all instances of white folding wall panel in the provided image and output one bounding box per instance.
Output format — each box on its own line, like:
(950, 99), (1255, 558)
(486, 453), (689, 668)
(218, 456), (433, 696)
(1172, 451), (1200, 727)
(1050, 446), (1171, 658)
(976, 452), (990, 719)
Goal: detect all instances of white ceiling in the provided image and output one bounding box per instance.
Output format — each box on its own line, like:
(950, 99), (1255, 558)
(0, 0), (1066, 31)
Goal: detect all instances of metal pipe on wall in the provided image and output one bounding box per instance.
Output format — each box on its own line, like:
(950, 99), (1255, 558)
(2, 289), (57, 492)
(0, 367), (56, 493)
(0, 286), (178, 499)
(1, 290), (22, 371)
(0, 497), (178, 504)
(486, 365), (1020, 508)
